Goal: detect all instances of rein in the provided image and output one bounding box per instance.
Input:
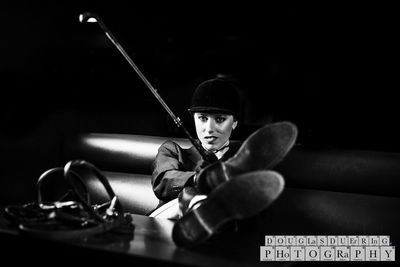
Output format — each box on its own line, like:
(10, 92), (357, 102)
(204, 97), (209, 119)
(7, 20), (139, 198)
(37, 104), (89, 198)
(3, 160), (134, 240)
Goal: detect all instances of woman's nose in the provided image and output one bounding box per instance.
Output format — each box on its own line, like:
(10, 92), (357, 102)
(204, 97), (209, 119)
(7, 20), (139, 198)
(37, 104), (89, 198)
(204, 119), (216, 133)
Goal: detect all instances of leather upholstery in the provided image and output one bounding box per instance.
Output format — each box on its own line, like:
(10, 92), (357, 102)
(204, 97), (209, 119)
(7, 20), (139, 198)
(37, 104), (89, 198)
(63, 133), (192, 175)
(259, 188), (400, 241)
(62, 133), (192, 214)
(59, 132), (400, 243)
(275, 146), (400, 197)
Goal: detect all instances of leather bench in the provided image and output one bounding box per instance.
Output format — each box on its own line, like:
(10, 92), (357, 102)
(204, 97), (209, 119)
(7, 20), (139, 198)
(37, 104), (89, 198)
(59, 132), (400, 244)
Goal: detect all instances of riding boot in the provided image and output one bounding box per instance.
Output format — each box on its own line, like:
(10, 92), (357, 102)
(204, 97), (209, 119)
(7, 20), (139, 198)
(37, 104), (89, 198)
(172, 170), (284, 247)
(196, 121), (297, 194)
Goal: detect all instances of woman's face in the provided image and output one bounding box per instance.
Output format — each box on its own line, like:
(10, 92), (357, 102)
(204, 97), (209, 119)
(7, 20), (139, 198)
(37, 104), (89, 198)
(194, 112), (237, 152)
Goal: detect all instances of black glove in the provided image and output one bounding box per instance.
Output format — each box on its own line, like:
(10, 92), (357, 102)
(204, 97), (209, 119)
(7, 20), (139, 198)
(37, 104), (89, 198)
(195, 159), (212, 174)
(193, 158), (218, 187)
(183, 160), (211, 187)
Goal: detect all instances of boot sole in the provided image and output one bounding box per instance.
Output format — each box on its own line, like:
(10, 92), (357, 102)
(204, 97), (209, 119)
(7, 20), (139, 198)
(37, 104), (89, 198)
(228, 121), (298, 172)
(172, 170), (284, 247)
(197, 121), (297, 193)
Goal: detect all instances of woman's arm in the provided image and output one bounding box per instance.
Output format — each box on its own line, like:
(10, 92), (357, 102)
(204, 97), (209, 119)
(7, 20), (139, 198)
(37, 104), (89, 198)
(151, 140), (196, 202)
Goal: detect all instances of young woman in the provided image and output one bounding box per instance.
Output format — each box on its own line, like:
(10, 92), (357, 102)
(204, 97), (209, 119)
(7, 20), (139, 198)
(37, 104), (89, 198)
(150, 78), (243, 218)
(149, 78), (298, 247)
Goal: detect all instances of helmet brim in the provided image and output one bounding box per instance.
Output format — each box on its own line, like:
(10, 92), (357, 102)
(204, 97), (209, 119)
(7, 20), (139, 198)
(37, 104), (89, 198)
(188, 107), (237, 116)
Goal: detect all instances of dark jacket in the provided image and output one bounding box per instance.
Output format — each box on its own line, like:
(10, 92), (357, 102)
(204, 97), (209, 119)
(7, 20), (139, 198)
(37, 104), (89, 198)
(151, 140), (242, 204)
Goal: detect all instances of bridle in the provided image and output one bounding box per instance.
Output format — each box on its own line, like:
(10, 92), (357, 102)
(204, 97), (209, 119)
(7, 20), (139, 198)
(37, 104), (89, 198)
(4, 160), (134, 240)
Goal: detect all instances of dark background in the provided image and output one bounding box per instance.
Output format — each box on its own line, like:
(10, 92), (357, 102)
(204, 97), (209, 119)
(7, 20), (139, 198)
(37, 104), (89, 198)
(1, 1), (398, 152)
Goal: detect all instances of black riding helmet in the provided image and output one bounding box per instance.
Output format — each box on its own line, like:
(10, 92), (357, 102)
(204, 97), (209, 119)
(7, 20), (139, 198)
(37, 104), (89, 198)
(188, 78), (241, 118)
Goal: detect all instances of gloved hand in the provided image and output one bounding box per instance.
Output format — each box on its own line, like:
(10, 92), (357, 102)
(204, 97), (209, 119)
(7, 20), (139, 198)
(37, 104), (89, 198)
(183, 160), (212, 188)
(182, 159), (212, 188)
(195, 159), (212, 174)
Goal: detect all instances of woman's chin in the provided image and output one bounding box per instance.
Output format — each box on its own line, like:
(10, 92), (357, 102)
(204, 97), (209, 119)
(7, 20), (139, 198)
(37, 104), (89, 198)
(202, 144), (217, 152)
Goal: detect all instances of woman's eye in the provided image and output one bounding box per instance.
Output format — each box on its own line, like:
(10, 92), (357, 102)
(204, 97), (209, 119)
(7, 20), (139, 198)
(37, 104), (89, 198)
(216, 117), (226, 123)
(198, 116), (207, 122)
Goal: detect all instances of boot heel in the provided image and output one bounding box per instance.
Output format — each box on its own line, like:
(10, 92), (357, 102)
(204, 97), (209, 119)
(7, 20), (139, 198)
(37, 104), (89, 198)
(173, 170), (284, 247)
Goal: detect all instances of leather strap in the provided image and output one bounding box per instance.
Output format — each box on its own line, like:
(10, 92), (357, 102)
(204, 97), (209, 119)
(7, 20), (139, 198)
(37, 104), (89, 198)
(4, 159), (134, 240)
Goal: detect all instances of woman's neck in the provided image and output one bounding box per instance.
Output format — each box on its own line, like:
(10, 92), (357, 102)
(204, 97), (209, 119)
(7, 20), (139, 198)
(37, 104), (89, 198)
(204, 140), (230, 160)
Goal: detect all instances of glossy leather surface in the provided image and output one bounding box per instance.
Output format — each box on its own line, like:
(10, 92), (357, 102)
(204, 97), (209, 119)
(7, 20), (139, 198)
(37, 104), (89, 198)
(2, 131), (400, 263)
(62, 133), (400, 209)
(275, 146), (400, 197)
(63, 133), (192, 174)
(57, 131), (400, 247)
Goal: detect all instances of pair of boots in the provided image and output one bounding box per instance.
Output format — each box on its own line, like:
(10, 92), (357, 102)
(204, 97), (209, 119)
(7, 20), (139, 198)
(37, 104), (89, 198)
(173, 121), (298, 247)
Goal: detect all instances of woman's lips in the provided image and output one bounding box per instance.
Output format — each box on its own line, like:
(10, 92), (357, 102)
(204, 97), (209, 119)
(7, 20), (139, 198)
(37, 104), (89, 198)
(204, 136), (217, 143)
